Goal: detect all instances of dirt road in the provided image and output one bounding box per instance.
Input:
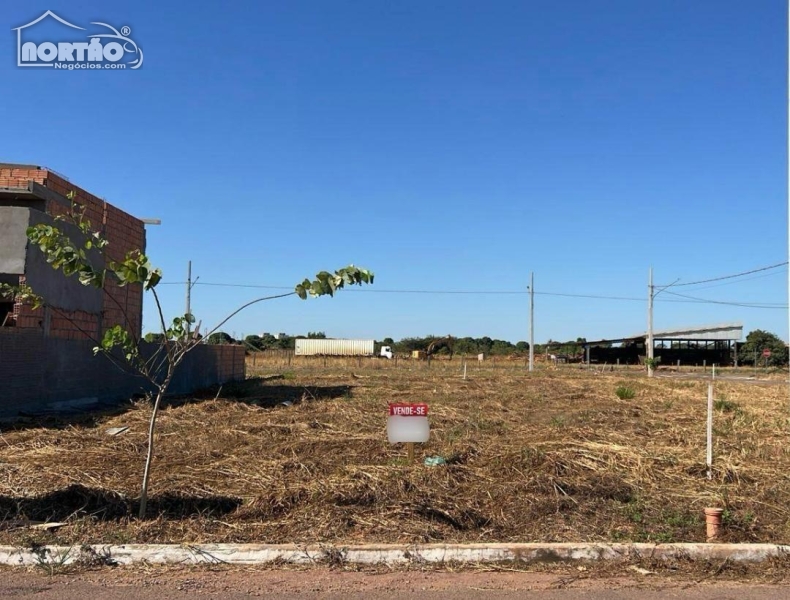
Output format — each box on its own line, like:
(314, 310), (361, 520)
(1, 568), (788, 599)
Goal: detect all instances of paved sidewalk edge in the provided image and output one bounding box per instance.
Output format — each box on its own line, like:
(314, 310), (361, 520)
(1, 542), (789, 567)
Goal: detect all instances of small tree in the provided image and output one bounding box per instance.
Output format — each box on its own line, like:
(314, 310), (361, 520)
(1, 197), (374, 518)
(738, 329), (789, 367)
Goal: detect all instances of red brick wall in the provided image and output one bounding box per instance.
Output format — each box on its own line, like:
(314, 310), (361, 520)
(0, 166), (47, 188)
(2, 165), (146, 340)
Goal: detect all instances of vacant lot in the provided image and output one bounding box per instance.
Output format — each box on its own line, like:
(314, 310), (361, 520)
(0, 357), (788, 547)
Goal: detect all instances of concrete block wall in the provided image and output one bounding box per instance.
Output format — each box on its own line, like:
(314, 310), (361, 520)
(1, 165), (145, 340)
(0, 328), (246, 418)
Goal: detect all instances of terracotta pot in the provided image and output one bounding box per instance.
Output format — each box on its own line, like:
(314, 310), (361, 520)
(704, 507), (724, 541)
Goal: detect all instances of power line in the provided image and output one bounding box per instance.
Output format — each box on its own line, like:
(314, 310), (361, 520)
(686, 268), (786, 291)
(534, 291), (642, 301)
(159, 281), (293, 290)
(156, 280), (786, 307)
(663, 290), (788, 309)
(664, 261), (788, 288)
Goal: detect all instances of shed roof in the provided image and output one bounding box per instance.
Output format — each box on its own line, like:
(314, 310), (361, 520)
(584, 322), (743, 346)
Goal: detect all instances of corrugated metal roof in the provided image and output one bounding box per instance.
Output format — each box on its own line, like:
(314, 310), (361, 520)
(628, 322), (743, 341)
(584, 322), (743, 346)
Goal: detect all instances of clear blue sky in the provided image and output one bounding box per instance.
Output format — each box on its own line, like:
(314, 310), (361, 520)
(3, 1), (787, 343)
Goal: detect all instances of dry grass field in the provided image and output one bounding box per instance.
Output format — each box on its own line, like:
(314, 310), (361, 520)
(0, 356), (788, 548)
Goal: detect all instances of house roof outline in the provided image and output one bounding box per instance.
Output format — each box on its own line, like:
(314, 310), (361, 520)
(13, 10), (85, 32)
(14, 11), (85, 68)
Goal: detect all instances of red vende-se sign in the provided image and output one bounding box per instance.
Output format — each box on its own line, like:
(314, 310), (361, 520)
(389, 403), (428, 417)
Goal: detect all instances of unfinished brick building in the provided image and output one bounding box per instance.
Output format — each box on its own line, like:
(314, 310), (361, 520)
(0, 163), (244, 417)
(0, 163), (145, 339)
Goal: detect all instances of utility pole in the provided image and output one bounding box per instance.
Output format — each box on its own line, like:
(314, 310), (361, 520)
(647, 267), (654, 377)
(186, 260), (192, 338)
(529, 272), (534, 372)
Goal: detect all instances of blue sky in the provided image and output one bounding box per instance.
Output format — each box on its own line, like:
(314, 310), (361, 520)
(2, 1), (787, 343)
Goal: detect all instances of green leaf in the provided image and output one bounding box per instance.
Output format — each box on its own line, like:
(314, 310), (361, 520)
(145, 269), (162, 290)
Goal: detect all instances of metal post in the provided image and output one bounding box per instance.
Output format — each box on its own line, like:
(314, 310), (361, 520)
(647, 267), (654, 377)
(529, 272), (534, 372)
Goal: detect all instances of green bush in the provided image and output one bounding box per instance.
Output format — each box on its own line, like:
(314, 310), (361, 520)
(714, 398), (739, 413)
(616, 385), (636, 400)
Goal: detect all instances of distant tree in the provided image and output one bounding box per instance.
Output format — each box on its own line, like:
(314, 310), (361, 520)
(394, 337), (427, 353)
(490, 339), (516, 355)
(381, 337), (395, 347)
(276, 335), (294, 350)
(244, 334), (264, 351)
(454, 337), (478, 355)
(515, 341), (529, 352)
(259, 333), (277, 349)
(207, 332), (234, 345)
(738, 330), (788, 367)
(307, 331), (326, 338)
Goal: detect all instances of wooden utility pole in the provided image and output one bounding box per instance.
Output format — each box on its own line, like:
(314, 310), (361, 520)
(647, 267), (654, 377)
(186, 260), (192, 338)
(529, 272), (534, 372)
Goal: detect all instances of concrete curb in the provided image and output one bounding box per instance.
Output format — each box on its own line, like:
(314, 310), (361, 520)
(1, 542), (789, 567)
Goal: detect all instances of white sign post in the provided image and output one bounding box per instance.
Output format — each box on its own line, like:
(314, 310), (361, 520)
(387, 403), (429, 460)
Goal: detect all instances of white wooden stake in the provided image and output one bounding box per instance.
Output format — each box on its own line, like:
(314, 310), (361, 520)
(707, 384), (713, 480)
(463, 361), (467, 380)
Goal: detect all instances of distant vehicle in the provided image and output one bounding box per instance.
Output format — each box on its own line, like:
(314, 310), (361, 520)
(426, 336), (454, 359)
(294, 339), (393, 359)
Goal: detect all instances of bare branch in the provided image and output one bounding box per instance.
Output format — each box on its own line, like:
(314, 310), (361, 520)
(150, 288), (174, 364)
(203, 292), (296, 340)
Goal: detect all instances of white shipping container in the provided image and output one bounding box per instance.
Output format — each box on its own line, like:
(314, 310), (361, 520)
(294, 339), (375, 357)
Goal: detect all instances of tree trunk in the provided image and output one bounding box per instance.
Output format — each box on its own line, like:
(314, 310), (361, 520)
(138, 381), (170, 519)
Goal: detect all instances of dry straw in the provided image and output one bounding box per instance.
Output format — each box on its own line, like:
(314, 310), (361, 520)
(0, 356), (787, 546)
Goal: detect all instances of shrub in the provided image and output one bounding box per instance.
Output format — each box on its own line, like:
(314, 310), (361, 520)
(616, 386), (636, 400)
(714, 399), (739, 413)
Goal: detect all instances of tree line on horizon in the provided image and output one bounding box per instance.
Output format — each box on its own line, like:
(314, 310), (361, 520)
(144, 329), (789, 365)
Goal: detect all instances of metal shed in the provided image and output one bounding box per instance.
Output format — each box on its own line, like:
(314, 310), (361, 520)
(582, 322), (743, 366)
